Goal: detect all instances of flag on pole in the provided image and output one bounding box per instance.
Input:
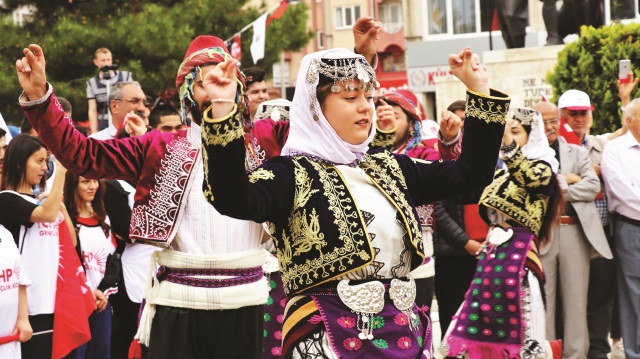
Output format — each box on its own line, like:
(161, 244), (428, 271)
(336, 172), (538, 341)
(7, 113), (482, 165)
(267, 0), (289, 26)
(51, 223), (94, 359)
(250, 13), (268, 64)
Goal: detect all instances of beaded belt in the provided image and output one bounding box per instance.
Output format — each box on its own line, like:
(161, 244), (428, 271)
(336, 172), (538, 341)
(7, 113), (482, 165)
(156, 266), (264, 288)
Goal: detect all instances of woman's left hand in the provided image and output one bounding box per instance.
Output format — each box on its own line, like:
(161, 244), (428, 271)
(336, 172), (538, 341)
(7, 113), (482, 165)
(448, 47), (489, 95)
(202, 58), (238, 119)
(376, 99), (396, 131)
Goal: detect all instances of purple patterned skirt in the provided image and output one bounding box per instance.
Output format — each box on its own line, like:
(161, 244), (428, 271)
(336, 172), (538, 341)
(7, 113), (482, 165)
(446, 227), (534, 358)
(282, 284), (433, 358)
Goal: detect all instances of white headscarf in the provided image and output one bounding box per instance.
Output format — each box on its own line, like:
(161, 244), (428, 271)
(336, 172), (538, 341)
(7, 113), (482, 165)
(510, 107), (559, 173)
(281, 48), (378, 165)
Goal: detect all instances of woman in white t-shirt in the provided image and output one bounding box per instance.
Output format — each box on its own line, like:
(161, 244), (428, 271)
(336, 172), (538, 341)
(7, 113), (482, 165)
(63, 172), (114, 359)
(0, 225), (32, 359)
(0, 134), (73, 359)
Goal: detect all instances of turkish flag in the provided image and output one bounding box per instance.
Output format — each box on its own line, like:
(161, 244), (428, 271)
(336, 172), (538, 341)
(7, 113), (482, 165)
(559, 117), (582, 145)
(51, 223), (95, 359)
(267, 0), (289, 26)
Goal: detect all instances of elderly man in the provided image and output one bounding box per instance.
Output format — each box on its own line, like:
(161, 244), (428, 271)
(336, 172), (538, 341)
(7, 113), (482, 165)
(602, 98), (640, 359)
(533, 98), (612, 359)
(91, 81), (148, 140)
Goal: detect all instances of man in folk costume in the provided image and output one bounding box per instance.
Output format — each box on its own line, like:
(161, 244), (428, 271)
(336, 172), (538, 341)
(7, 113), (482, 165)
(16, 37), (268, 358)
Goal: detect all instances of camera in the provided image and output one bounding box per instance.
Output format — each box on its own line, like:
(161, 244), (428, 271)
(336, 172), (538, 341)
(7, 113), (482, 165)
(100, 64), (119, 79)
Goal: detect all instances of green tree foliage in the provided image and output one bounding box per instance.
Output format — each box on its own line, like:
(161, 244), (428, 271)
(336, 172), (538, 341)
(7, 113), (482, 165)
(0, 0), (313, 123)
(548, 23), (640, 135)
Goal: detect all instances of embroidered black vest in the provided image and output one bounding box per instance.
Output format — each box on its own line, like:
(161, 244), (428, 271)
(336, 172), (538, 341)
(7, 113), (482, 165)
(269, 152), (425, 295)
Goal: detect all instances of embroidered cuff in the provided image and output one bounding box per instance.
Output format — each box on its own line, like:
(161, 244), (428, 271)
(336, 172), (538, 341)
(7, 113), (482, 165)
(370, 125), (396, 150)
(18, 83), (53, 107)
(203, 103), (238, 124)
(466, 88), (510, 125)
(437, 129), (461, 147)
(201, 104), (245, 147)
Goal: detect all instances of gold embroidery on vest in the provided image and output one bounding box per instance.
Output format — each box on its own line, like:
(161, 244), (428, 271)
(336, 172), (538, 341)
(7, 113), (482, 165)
(466, 93), (509, 125)
(202, 111), (244, 147)
(290, 208), (325, 256)
(248, 168), (275, 183)
(361, 153), (423, 256)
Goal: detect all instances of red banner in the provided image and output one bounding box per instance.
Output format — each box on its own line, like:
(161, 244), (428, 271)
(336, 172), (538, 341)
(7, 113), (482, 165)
(51, 223), (94, 359)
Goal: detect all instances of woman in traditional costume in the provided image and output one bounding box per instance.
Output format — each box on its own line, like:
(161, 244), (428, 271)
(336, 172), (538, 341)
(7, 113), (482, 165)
(198, 47), (509, 358)
(443, 108), (563, 359)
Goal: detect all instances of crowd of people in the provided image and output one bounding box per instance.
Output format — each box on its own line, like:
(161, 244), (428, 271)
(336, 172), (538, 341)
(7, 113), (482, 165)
(0, 14), (639, 359)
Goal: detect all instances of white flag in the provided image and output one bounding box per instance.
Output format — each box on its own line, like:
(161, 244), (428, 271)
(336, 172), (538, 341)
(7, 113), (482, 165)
(250, 13), (268, 64)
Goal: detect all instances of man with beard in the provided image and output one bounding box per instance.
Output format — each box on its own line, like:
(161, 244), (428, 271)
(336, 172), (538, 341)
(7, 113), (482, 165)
(16, 38), (268, 358)
(533, 100), (612, 359)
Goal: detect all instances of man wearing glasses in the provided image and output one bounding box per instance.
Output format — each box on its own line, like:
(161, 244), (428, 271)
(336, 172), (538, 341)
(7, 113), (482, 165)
(533, 98), (612, 359)
(90, 81), (148, 140)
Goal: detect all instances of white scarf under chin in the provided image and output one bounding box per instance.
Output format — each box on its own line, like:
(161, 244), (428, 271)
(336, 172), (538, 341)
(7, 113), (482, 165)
(281, 48), (377, 164)
(510, 107), (559, 173)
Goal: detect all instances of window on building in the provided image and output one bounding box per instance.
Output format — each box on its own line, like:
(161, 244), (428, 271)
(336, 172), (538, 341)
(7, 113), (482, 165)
(427, 0), (498, 35)
(380, 51), (406, 73)
(336, 5), (361, 29)
(379, 2), (403, 33)
(609, 0), (636, 20)
(317, 31), (325, 49)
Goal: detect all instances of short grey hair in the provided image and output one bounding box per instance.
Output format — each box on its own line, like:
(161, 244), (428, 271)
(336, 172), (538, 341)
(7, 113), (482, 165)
(622, 97), (640, 122)
(108, 81), (142, 104)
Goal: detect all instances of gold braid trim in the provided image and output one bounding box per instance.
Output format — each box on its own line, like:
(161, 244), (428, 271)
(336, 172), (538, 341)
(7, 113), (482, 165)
(278, 159), (373, 293)
(465, 89), (510, 125)
(360, 152), (424, 257)
(248, 168), (275, 183)
(370, 125), (396, 150)
(480, 150), (553, 236)
(201, 108), (244, 147)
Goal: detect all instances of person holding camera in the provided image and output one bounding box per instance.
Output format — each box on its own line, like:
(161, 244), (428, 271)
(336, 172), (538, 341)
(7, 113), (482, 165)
(86, 48), (134, 134)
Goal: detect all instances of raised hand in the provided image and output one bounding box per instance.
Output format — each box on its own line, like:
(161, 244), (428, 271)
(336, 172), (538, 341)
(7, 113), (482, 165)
(202, 58), (239, 119)
(440, 110), (462, 142)
(16, 44), (48, 101)
(353, 16), (381, 65)
(618, 71), (638, 106)
(124, 112), (148, 137)
(375, 99), (397, 131)
(448, 47), (489, 95)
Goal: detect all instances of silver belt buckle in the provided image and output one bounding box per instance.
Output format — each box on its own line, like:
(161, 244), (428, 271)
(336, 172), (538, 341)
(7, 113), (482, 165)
(337, 279), (385, 340)
(390, 275), (419, 332)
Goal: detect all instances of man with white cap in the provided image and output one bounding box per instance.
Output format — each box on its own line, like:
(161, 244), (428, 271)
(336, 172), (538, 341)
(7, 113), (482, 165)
(536, 90), (612, 359)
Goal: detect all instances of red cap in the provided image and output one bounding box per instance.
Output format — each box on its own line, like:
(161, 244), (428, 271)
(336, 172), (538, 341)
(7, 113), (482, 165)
(176, 35), (230, 89)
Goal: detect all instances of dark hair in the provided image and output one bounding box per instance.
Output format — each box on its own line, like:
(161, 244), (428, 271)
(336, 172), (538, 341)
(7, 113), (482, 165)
(20, 117), (33, 135)
(148, 104), (180, 129)
(513, 119), (532, 136)
(538, 175), (564, 245)
(316, 73), (334, 107)
(243, 67), (266, 88)
(57, 97), (73, 115)
(0, 128), (6, 138)
(447, 100), (466, 113)
(64, 172), (110, 237)
(0, 134), (47, 192)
